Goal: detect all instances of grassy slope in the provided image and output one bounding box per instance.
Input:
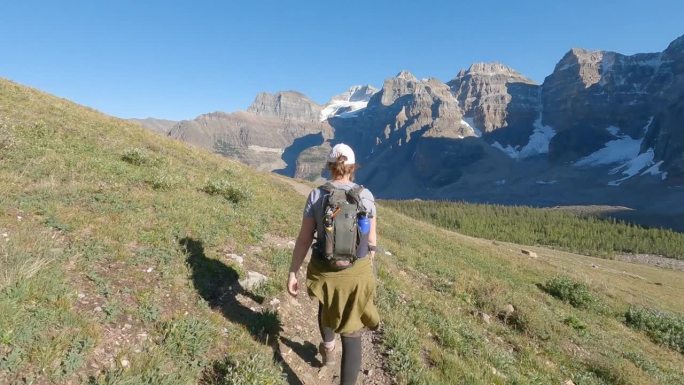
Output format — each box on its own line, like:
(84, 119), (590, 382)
(375, 213), (683, 384)
(0, 78), (682, 384)
(0, 79), (302, 384)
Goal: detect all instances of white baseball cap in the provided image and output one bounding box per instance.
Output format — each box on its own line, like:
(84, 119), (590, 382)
(327, 143), (356, 165)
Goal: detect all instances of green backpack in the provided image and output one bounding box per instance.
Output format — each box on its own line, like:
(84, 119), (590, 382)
(315, 182), (369, 270)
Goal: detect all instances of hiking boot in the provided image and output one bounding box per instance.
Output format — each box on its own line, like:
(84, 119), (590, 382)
(318, 342), (336, 367)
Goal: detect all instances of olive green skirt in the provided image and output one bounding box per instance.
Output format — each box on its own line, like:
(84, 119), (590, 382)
(306, 257), (380, 334)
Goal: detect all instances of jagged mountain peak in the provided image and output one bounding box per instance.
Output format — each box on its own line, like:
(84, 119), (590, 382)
(665, 33), (684, 52)
(395, 70), (417, 81)
(376, 71), (456, 108)
(470, 62), (525, 76)
(663, 34), (684, 63)
(250, 90), (313, 103)
(247, 90), (322, 121)
(453, 62), (536, 85)
(448, 61), (540, 138)
(320, 85), (379, 121)
(328, 85), (378, 103)
(554, 48), (606, 71)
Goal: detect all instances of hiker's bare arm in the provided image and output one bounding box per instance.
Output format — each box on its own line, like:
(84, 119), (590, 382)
(289, 216), (315, 274)
(288, 217), (315, 296)
(369, 216), (377, 259)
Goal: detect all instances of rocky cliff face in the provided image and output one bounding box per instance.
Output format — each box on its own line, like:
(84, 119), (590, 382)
(247, 91), (322, 122)
(643, 35), (684, 181)
(448, 63), (540, 146)
(167, 92), (332, 172)
(541, 43), (682, 161)
(645, 97), (684, 181)
(369, 71), (473, 142)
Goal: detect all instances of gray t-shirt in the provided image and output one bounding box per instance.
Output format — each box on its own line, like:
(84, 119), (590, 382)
(303, 181), (376, 242)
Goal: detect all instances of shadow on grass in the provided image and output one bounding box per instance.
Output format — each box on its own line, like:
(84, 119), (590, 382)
(181, 237), (304, 385)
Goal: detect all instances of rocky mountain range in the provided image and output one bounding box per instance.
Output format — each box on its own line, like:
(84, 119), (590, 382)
(132, 34), (684, 222)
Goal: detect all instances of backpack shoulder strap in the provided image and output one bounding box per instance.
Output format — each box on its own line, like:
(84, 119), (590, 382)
(318, 182), (335, 193)
(319, 182), (348, 205)
(346, 185), (367, 212)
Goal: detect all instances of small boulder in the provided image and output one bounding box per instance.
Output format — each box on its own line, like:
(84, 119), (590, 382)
(491, 366), (505, 378)
(227, 253), (244, 265)
(521, 249), (538, 258)
(563, 380), (575, 385)
(479, 312), (492, 324)
(503, 304), (515, 314)
(239, 271), (268, 291)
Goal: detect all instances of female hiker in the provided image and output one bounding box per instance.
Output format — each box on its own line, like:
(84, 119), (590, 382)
(287, 143), (379, 385)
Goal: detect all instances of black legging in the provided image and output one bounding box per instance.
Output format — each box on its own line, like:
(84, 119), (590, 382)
(318, 303), (362, 385)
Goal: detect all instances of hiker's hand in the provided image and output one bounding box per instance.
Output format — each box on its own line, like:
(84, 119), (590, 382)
(287, 272), (298, 297)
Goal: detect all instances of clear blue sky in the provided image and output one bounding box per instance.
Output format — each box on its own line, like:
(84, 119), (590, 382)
(1, 0), (682, 120)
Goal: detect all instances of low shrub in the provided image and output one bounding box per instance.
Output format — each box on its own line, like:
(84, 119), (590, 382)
(203, 354), (286, 385)
(251, 279), (280, 300)
(201, 179), (253, 204)
(159, 317), (215, 366)
(563, 315), (587, 334)
(543, 276), (595, 308)
(149, 172), (183, 191)
(121, 147), (150, 165)
(625, 307), (684, 353)
(500, 309), (529, 333)
(0, 121), (16, 154)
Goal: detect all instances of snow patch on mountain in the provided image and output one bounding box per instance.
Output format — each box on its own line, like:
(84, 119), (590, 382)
(575, 127), (641, 167)
(571, 120), (666, 185)
(320, 100), (369, 120)
(641, 161), (667, 180)
(461, 117), (482, 137)
(492, 116), (555, 159)
(320, 85), (378, 121)
(641, 160), (667, 180)
(491, 142), (519, 158)
(608, 149), (658, 186)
